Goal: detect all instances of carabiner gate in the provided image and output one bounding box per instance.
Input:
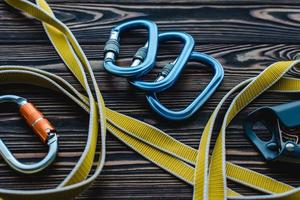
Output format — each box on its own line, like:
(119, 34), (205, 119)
(146, 52), (224, 120)
(130, 31), (195, 92)
(103, 20), (158, 78)
(244, 101), (300, 163)
(0, 95), (58, 174)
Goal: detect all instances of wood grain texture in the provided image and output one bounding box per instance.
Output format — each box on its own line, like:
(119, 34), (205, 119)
(3, 3), (300, 43)
(1, 0), (300, 199)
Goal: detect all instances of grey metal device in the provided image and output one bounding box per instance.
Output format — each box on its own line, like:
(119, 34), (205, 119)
(244, 101), (300, 163)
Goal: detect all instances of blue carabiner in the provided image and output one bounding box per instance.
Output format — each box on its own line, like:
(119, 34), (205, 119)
(146, 51), (224, 120)
(103, 20), (158, 78)
(129, 31), (195, 93)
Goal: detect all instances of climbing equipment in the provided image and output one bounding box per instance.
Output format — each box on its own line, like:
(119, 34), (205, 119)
(244, 101), (300, 163)
(103, 19), (158, 78)
(3, 0), (300, 200)
(0, 95), (58, 174)
(146, 51), (224, 120)
(104, 21), (224, 120)
(129, 31), (195, 92)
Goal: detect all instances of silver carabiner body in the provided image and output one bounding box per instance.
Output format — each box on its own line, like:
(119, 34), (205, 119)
(0, 95), (58, 174)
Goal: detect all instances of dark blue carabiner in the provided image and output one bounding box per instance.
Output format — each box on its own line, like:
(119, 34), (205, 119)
(103, 20), (158, 78)
(146, 51), (224, 120)
(129, 31), (195, 93)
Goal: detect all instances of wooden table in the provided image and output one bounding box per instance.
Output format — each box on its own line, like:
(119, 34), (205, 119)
(1, 0), (300, 199)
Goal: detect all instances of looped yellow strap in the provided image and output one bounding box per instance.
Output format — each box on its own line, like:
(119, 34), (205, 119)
(2, 0), (300, 200)
(197, 60), (300, 200)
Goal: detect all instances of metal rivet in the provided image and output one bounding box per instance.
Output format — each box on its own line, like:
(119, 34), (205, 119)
(286, 143), (295, 152)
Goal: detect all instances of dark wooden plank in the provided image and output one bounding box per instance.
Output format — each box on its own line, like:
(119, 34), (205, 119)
(2, 3), (300, 43)
(0, 88), (298, 199)
(46, 0), (300, 4)
(1, 43), (299, 92)
(0, 41), (300, 199)
(1, 0), (300, 199)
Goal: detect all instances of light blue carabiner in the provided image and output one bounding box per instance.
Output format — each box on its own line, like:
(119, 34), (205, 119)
(129, 31), (195, 93)
(103, 20), (158, 78)
(146, 51), (224, 120)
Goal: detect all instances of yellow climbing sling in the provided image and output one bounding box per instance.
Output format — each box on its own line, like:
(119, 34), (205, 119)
(1, 0), (300, 199)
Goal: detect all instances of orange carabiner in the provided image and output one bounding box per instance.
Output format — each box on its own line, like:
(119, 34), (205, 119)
(0, 95), (58, 174)
(20, 102), (56, 143)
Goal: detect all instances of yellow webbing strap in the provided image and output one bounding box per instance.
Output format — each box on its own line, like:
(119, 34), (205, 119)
(193, 60), (300, 200)
(2, 0), (300, 199)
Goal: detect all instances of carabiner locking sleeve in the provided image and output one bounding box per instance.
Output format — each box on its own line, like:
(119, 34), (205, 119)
(103, 20), (158, 78)
(130, 31), (195, 92)
(146, 52), (224, 120)
(244, 101), (300, 163)
(0, 95), (58, 174)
